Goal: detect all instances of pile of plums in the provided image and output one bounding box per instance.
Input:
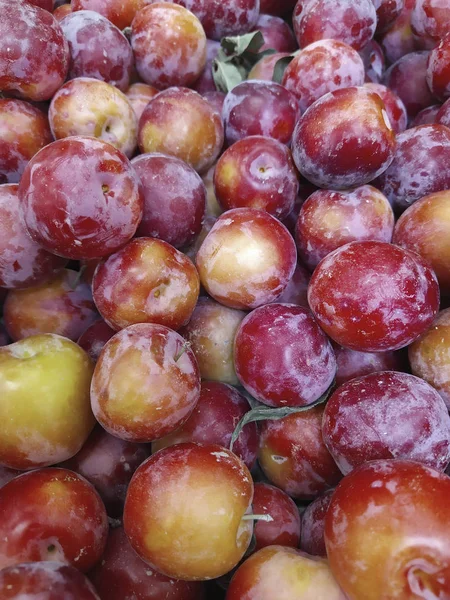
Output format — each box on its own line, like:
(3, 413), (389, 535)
(2, 0), (450, 599)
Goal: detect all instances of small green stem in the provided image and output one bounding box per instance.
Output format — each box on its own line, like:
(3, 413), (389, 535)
(241, 514), (273, 523)
(174, 342), (190, 362)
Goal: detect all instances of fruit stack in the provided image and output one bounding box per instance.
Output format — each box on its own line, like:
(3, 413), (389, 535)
(1, 0), (450, 598)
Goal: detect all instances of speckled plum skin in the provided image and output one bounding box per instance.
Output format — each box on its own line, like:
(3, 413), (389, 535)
(125, 83), (159, 121)
(252, 483), (301, 551)
(295, 185), (395, 271)
(0, 99), (53, 185)
(49, 78), (138, 158)
(196, 208), (297, 310)
(292, 0), (377, 51)
(291, 87), (396, 190)
(375, 124), (450, 213)
(0, 334), (95, 471)
(178, 297), (246, 385)
(252, 14), (297, 52)
(282, 39), (365, 113)
(3, 269), (98, 342)
(300, 490), (333, 557)
(90, 323), (201, 443)
(60, 11), (133, 92)
(60, 426), (150, 518)
(71, 0), (150, 29)
(0, 185), (66, 289)
(364, 83), (407, 134)
(222, 81), (299, 146)
(411, 0), (450, 44)
(152, 381), (259, 470)
(214, 136), (299, 220)
(427, 33), (450, 102)
(89, 526), (205, 600)
(308, 241), (440, 352)
(393, 190), (450, 294)
(360, 40), (386, 83)
(0, 468), (108, 572)
(0, 0), (69, 101)
(323, 371), (450, 475)
(0, 562), (101, 600)
(167, 0), (260, 41)
(18, 136), (144, 260)
(226, 546), (347, 600)
(333, 343), (404, 387)
(131, 3), (206, 89)
(192, 39), (220, 95)
(409, 308), (450, 409)
(77, 319), (115, 362)
(382, 51), (435, 119)
(131, 153), (206, 249)
(138, 88), (224, 174)
(92, 237), (199, 331)
(258, 407), (342, 500)
(234, 303), (336, 408)
(123, 442), (254, 581)
(325, 460), (450, 600)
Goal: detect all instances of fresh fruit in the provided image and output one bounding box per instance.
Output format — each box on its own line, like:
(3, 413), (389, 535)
(213, 136), (299, 219)
(322, 371), (450, 474)
(3, 269), (98, 342)
(0, 0), (69, 101)
(291, 86), (396, 190)
(90, 323), (201, 442)
(226, 546), (347, 600)
(325, 460), (450, 599)
(131, 3), (207, 89)
(0, 334), (95, 470)
(0, 99), (52, 185)
(123, 442), (254, 580)
(196, 208), (297, 310)
(92, 237), (200, 331)
(59, 10), (134, 91)
(0, 467), (108, 571)
(0, 562), (101, 600)
(18, 136), (143, 260)
(308, 241), (440, 352)
(258, 406), (342, 500)
(234, 303), (336, 408)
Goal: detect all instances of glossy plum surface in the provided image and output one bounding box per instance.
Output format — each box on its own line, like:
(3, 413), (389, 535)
(325, 460), (450, 599)
(0, 467), (108, 572)
(90, 323), (201, 443)
(308, 241), (440, 352)
(235, 303), (336, 408)
(18, 136), (143, 260)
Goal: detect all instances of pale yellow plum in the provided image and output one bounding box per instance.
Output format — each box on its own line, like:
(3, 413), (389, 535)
(179, 297), (246, 385)
(226, 546), (347, 600)
(49, 77), (138, 157)
(0, 334), (95, 470)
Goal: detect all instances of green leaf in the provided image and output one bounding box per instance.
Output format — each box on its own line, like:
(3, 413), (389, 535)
(221, 30), (265, 56)
(229, 382), (335, 452)
(212, 58), (247, 93)
(272, 54), (296, 84)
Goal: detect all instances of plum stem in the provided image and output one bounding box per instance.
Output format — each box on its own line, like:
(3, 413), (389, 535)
(174, 342), (191, 362)
(241, 514), (273, 522)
